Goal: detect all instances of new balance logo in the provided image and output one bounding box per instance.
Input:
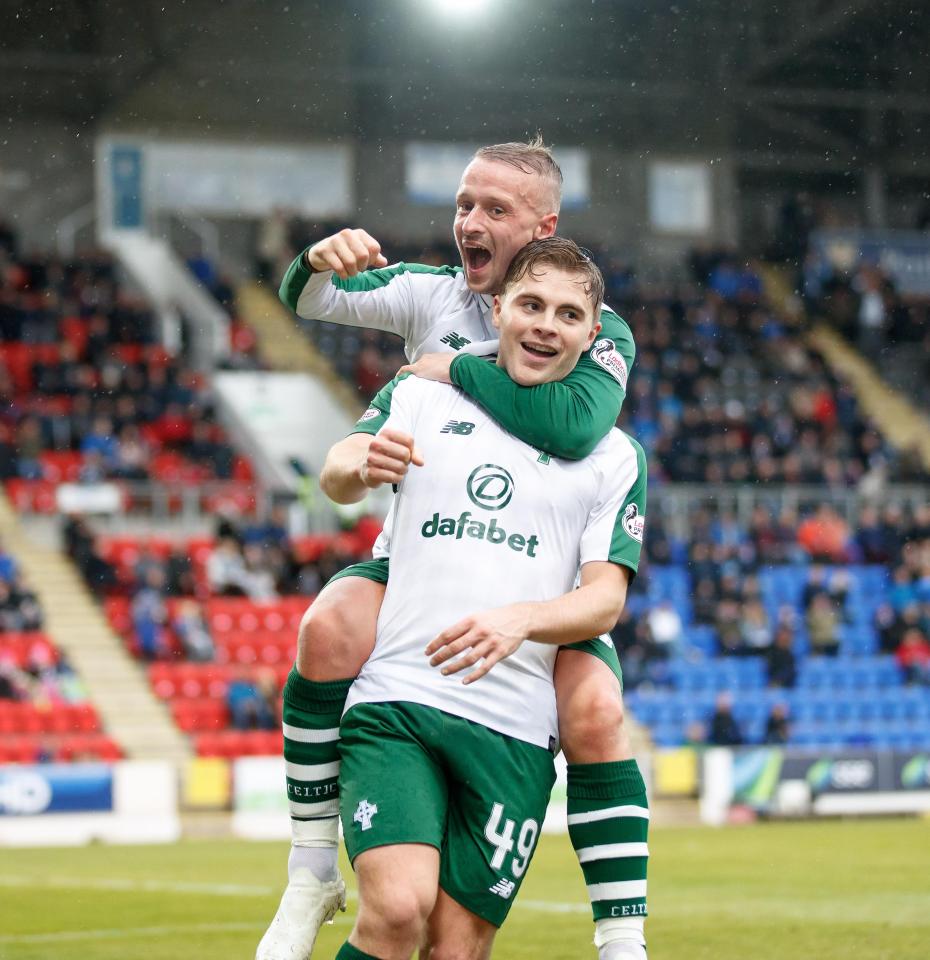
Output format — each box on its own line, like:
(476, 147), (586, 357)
(440, 420), (475, 435)
(488, 878), (516, 900)
(440, 331), (472, 350)
(353, 799), (378, 831)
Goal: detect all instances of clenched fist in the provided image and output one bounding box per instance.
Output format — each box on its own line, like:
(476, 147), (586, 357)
(306, 228), (389, 280)
(360, 427), (425, 489)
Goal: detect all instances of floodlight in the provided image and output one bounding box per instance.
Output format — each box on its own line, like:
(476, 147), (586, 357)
(427, 0), (492, 16)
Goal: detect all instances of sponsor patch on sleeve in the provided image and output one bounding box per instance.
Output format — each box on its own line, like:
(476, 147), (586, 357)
(622, 503), (645, 542)
(590, 338), (629, 389)
(358, 407), (381, 423)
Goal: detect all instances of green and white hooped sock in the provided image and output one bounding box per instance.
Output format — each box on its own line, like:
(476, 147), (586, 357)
(567, 760), (648, 936)
(281, 668), (353, 880)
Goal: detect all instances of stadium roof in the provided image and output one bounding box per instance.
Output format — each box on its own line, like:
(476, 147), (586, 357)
(3, 0), (929, 174)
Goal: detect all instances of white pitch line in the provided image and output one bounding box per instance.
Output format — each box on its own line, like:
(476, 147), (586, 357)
(0, 874), (590, 918)
(514, 897), (589, 915)
(0, 919), (351, 945)
(0, 875), (274, 897)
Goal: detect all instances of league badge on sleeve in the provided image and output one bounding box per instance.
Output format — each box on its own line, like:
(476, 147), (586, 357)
(590, 338), (629, 389)
(622, 503), (645, 542)
(359, 407), (380, 422)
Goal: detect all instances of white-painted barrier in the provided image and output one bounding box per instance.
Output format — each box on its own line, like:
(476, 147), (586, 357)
(0, 761), (180, 846)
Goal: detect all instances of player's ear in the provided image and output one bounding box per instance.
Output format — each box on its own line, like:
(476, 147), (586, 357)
(584, 319), (602, 350)
(535, 213), (558, 239)
(492, 295), (502, 330)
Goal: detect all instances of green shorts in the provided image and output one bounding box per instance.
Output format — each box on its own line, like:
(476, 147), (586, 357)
(339, 701), (556, 927)
(332, 558), (623, 687)
(327, 556), (390, 586)
(562, 635), (624, 688)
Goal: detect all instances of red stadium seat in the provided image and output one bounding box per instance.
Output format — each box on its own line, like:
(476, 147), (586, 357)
(68, 703), (100, 733)
(39, 451), (84, 482)
(59, 316), (89, 356)
(0, 342), (34, 391)
(232, 456), (254, 482)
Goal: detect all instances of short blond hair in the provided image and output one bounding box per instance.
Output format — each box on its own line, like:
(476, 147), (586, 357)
(472, 135), (562, 212)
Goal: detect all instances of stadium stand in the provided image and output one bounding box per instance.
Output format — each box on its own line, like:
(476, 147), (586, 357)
(1, 217), (928, 770)
(90, 521), (379, 757)
(622, 502), (930, 750)
(0, 546), (122, 763)
(0, 245), (258, 515)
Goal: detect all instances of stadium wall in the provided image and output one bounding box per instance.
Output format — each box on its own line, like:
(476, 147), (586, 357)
(349, 141), (740, 267)
(1, 122), (95, 251)
(0, 760), (180, 846)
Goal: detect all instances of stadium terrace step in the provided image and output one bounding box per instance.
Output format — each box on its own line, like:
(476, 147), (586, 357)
(808, 324), (930, 471)
(235, 281), (359, 412)
(0, 493), (191, 765)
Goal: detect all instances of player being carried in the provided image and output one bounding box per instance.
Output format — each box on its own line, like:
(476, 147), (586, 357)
(258, 140), (648, 960)
(335, 238), (647, 959)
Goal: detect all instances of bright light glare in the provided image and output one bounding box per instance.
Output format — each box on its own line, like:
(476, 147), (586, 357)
(427, 0), (492, 16)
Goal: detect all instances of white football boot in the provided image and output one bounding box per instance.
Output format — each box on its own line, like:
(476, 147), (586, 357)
(255, 867), (347, 960)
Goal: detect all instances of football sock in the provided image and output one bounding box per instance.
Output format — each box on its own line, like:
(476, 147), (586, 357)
(288, 842), (338, 884)
(596, 917), (647, 956)
(282, 669), (352, 882)
(335, 942), (382, 960)
(597, 935), (647, 960)
(567, 760), (649, 929)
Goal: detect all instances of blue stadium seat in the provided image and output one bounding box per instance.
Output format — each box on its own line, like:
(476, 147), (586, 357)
(682, 624), (717, 657)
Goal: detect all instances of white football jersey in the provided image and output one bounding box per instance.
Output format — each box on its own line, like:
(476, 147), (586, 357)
(295, 266), (497, 361)
(345, 377), (646, 749)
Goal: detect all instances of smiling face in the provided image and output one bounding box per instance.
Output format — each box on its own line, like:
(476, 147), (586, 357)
(493, 265), (601, 386)
(453, 158), (559, 295)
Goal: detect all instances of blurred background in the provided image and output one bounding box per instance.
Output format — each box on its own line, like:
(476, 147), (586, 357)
(1, 0), (929, 863)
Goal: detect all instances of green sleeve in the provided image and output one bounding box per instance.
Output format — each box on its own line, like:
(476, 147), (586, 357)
(279, 248), (313, 310)
(350, 376), (404, 436)
(448, 308), (635, 460)
(609, 437), (648, 576)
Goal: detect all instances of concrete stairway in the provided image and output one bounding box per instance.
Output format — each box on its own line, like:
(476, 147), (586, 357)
(235, 280), (360, 414)
(0, 496), (190, 764)
(808, 324), (930, 472)
(756, 263), (930, 471)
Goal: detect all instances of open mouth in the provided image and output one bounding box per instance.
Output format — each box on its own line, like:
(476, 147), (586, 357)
(464, 245), (492, 272)
(521, 342), (558, 359)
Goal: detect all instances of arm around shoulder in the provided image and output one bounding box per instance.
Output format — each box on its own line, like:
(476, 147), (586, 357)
(449, 311), (634, 460)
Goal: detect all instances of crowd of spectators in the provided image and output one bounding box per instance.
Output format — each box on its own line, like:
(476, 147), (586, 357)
(0, 540), (88, 710)
(226, 665), (279, 731)
(691, 693), (792, 748)
(802, 256), (929, 352)
(0, 636), (88, 708)
(64, 507), (369, 658)
(871, 503), (930, 685)
(614, 286), (905, 487)
(612, 500), (930, 695)
(806, 257), (930, 418)
(0, 538), (43, 633)
(203, 507), (357, 600)
(0, 236), (255, 487)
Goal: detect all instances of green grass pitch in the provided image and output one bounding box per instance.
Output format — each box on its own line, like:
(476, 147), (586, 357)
(1, 818), (927, 959)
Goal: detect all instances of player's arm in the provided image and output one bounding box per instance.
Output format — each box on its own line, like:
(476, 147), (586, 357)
(426, 562), (630, 684)
(279, 228), (414, 337)
(320, 376), (423, 504)
(414, 309), (634, 460)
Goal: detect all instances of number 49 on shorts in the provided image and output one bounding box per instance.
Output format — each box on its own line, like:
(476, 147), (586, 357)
(484, 802), (539, 879)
